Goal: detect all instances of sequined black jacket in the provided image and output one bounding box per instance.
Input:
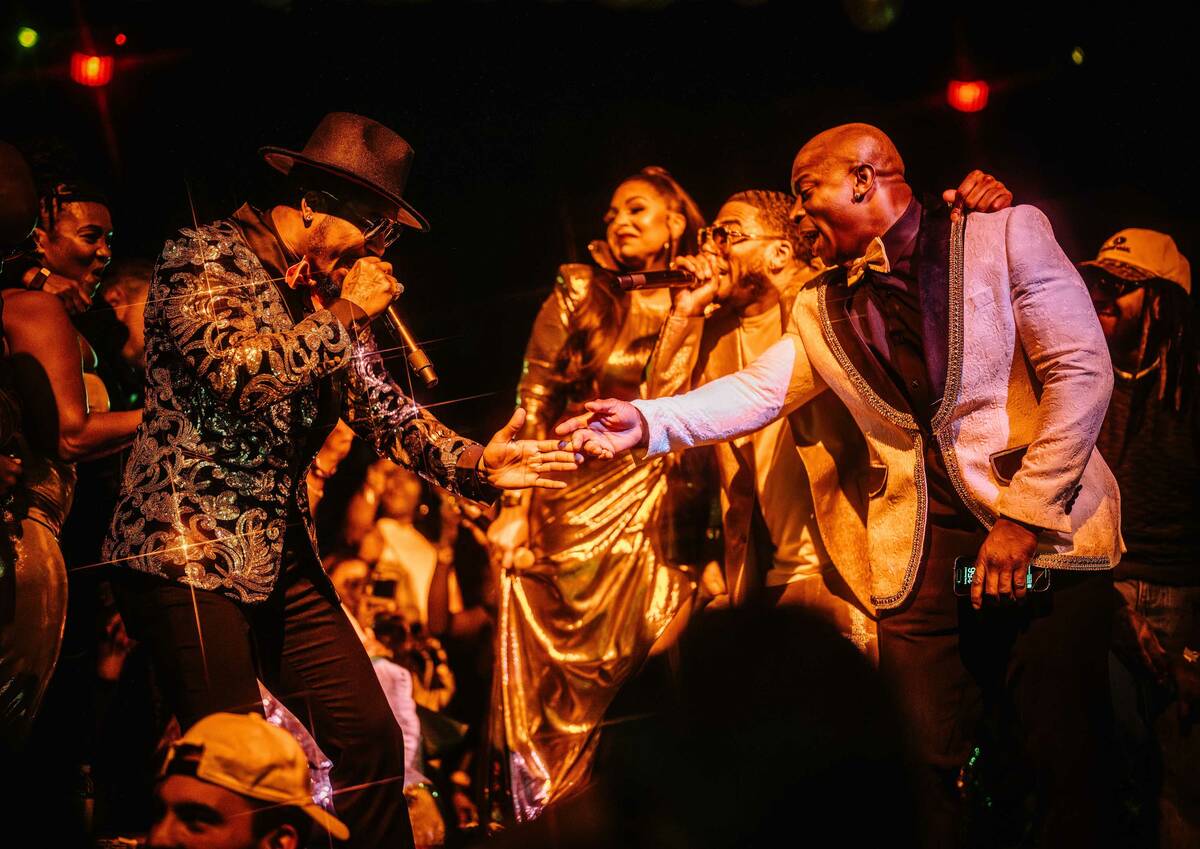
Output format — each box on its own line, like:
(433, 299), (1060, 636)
(102, 212), (497, 603)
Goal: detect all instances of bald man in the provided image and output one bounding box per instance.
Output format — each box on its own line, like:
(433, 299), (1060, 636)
(563, 124), (1120, 847)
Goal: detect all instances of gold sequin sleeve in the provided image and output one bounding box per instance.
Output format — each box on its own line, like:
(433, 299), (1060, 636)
(341, 324), (500, 505)
(514, 264), (592, 440)
(157, 224), (353, 415)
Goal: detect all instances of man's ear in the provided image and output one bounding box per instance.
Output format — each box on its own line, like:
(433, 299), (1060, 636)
(852, 163), (876, 202)
(766, 239), (792, 274)
(260, 823), (300, 849)
(32, 226), (49, 256)
(1150, 289), (1163, 321)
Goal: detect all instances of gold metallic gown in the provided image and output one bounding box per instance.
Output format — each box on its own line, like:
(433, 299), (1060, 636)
(0, 425), (74, 748)
(496, 261), (694, 819)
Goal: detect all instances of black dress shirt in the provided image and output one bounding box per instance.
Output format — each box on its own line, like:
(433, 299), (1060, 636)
(843, 199), (979, 530)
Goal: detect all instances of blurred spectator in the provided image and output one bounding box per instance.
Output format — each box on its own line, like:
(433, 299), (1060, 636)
(1083, 229), (1200, 848)
(314, 553), (448, 848)
(375, 612), (456, 712)
(328, 553), (373, 627)
(356, 461), (463, 628)
(97, 257), (152, 370)
(149, 712), (347, 849)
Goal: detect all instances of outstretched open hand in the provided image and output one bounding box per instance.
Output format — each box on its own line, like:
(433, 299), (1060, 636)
(553, 399), (646, 460)
(483, 408), (580, 490)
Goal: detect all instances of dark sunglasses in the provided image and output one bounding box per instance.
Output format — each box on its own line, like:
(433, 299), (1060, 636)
(699, 225), (785, 251)
(1089, 275), (1142, 302)
(303, 189), (403, 249)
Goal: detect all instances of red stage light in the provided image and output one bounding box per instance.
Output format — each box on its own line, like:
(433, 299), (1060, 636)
(114, 33), (127, 46)
(947, 80), (989, 113)
(70, 52), (114, 86)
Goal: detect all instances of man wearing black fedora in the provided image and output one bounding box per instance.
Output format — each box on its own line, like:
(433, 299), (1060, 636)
(102, 113), (577, 848)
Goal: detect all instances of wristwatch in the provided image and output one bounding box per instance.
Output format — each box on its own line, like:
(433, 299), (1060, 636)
(23, 266), (50, 290)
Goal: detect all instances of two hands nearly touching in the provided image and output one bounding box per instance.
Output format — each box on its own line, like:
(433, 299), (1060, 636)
(553, 169), (1029, 606)
(337, 257), (580, 491)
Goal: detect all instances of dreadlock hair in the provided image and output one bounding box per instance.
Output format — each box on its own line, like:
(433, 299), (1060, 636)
(36, 181), (109, 235)
(557, 166), (705, 389)
(724, 190), (813, 266)
(1118, 278), (1198, 457)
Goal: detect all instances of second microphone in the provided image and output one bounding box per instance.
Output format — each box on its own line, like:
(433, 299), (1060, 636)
(614, 269), (697, 291)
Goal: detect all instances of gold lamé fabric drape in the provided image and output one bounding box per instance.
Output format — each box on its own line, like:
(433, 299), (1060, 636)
(495, 261), (694, 819)
(0, 430), (74, 747)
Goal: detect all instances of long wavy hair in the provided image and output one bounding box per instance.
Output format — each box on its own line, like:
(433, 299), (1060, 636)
(557, 166), (704, 388)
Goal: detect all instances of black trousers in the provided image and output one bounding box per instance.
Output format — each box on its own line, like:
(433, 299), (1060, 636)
(877, 526), (1115, 849)
(113, 540), (414, 849)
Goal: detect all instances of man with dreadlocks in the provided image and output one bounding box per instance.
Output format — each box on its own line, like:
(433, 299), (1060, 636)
(1082, 229), (1200, 849)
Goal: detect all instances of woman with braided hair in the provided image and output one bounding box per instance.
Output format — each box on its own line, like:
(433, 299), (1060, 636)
(0, 179), (142, 746)
(487, 167), (705, 818)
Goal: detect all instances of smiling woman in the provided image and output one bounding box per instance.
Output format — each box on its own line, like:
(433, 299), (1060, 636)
(0, 179), (142, 747)
(486, 166), (705, 819)
(30, 183), (114, 315)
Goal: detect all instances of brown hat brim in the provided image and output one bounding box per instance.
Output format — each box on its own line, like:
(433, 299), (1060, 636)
(1078, 258), (1156, 282)
(259, 146), (430, 233)
(302, 802), (350, 841)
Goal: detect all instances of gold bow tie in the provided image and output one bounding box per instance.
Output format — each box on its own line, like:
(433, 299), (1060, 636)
(844, 237), (891, 287)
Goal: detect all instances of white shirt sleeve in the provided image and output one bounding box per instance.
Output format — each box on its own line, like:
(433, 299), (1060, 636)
(632, 333), (821, 457)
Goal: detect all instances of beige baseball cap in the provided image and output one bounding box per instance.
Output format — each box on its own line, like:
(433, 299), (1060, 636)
(163, 712), (349, 840)
(1080, 228), (1191, 294)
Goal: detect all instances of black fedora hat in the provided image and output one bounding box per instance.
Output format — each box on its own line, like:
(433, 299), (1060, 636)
(260, 112), (429, 232)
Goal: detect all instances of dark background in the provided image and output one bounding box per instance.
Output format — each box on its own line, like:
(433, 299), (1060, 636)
(2, 0), (1194, 440)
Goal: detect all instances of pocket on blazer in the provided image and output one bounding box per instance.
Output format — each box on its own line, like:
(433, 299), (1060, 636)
(989, 445), (1029, 485)
(866, 464), (888, 498)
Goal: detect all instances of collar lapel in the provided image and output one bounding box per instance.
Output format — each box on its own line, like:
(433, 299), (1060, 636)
(817, 271), (916, 428)
(919, 201), (966, 430)
(916, 200), (951, 404)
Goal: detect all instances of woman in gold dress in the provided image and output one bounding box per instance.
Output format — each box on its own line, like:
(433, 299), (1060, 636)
(487, 167), (705, 818)
(0, 184), (141, 746)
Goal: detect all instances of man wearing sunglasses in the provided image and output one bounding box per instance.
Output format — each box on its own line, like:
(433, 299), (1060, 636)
(1082, 229), (1200, 848)
(645, 190), (876, 655)
(103, 113), (577, 849)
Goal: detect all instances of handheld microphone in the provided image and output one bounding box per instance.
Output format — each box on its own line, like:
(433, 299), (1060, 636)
(615, 269), (697, 291)
(384, 303), (439, 389)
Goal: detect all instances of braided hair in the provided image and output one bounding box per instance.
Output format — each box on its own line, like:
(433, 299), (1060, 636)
(1117, 278), (1197, 457)
(724, 190), (812, 265)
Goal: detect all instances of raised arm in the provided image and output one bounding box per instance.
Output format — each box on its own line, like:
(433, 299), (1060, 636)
(642, 252), (728, 400)
(156, 224), (356, 414)
(994, 205), (1113, 534)
(1, 290), (142, 462)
